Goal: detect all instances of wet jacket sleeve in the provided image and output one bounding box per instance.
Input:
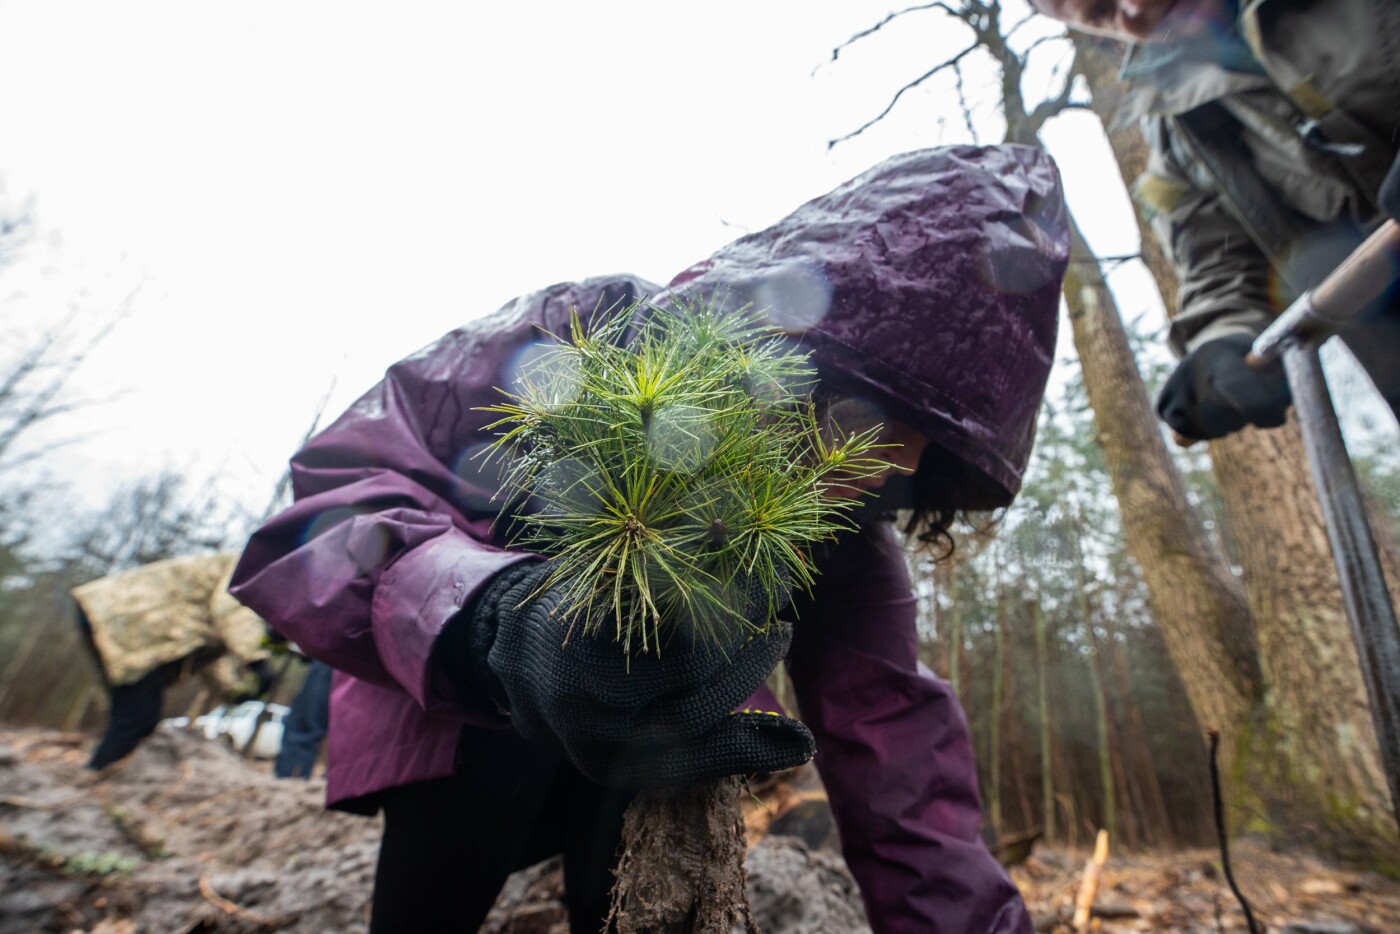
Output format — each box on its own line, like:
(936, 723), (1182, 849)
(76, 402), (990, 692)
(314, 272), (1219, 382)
(229, 360), (536, 723)
(209, 557), (271, 666)
(785, 523), (1031, 934)
(1136, 115), (1276, 356)
(230, 277), (658, 723)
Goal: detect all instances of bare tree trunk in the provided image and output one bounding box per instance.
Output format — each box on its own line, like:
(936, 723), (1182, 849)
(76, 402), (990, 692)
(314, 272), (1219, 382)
(1070, 530), (1118, 844)
(1210, 429), (1398, 857)
(1102, 608), (1174, 846)
(1013, 711), (1036, 834)
(0, 624), (44, 712)
(989, 566), (1006, 835)
(1083, 603), (1148, 849)
(1032, 598), (1055, 840)
(1061, 210), (1262, 770)
(948, 564), (964, 697)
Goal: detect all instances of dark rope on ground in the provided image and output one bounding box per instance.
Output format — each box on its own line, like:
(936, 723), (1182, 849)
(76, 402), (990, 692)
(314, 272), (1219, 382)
(1207, 727), (1262, 934)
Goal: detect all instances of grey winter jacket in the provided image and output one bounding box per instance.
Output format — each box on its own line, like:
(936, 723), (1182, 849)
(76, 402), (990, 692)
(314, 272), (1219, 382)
(1123, 0), (1400, 354)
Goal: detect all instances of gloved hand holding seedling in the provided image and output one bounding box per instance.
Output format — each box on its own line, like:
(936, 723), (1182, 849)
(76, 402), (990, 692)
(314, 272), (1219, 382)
(465, 295), (886, 932)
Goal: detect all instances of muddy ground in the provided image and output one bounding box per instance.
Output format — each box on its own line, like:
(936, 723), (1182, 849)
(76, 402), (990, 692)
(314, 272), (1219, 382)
(1, 725), (1397, 933)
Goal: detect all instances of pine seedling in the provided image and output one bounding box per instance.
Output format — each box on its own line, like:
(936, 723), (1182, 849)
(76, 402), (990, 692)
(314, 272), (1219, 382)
(479, 295), (888, 656)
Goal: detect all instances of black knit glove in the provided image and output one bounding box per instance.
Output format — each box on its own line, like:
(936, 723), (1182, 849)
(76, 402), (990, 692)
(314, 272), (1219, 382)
(449, 560), (814, 789)
(1156, 333), (1291, 441)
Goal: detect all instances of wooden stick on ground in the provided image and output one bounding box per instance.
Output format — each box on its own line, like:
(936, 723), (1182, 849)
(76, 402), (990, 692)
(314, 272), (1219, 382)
(1072, 828), (1110, 931)
(199, 870), (279, 928)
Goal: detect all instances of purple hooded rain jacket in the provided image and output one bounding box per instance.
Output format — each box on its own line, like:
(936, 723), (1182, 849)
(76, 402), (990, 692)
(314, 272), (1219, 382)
(231, 143), (1068, 934)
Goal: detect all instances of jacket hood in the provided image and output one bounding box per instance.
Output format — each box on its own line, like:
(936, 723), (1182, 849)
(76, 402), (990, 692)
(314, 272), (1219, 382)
(659, 144), (1069, 509)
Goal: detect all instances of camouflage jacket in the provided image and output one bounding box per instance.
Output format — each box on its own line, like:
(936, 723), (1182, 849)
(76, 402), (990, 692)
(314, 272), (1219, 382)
(1123, 0), (1400, 354)
(72, 552), (270, 692)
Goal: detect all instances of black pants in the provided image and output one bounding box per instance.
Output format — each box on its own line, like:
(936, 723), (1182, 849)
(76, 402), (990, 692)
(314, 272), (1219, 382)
(76, 605), (184, 770)
(369, 725), (632, 934)
(87, 664), (181, 769)
(274, 659), (331, 778)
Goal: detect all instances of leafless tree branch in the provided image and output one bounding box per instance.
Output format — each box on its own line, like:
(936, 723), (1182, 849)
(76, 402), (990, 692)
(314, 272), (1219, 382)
(1070, 252), (1144, 266)
(0, 201), (33, 272)
(68, 467), (236, 576)
(953, 62), (980, 142)
(823, 2), (962, 68)
(829, 7), (1089, 153)
(1025, 64), (1088, 137)
(0, 294), (133, 471)
(1020, 31), (1069, 60)
(829, 43), (982, 148)
(258, 378), (338, 523)
(1004, 9), (1042, 41)
(0, 437), (83, 474)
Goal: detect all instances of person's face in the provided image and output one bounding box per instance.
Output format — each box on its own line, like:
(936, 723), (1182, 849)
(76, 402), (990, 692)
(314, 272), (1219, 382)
(817, 397), (929, 500)
(1030, 0), (1227, 43)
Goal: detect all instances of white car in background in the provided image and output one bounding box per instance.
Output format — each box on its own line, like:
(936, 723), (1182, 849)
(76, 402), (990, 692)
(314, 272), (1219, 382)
(191, 701), (291, 759)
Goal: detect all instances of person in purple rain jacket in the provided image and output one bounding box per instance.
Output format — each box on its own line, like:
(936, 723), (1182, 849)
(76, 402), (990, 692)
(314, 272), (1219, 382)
(231, 143), (1069, 934)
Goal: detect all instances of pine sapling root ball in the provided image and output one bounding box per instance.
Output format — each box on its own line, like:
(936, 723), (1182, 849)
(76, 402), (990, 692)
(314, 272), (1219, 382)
(480, 296), (887, 656)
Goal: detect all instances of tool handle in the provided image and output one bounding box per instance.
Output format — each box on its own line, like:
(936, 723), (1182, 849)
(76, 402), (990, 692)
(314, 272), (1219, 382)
(1246, 219), (1400, 370)
(1311, 219), (1400, 323)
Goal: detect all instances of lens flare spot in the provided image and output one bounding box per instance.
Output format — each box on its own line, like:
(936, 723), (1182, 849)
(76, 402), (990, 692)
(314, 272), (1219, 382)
(346, 523), (393, 573)
(301, 506), (370, 546)
(754, 260), (833, 333)
(453, 441), (507, 512)
(647, 404), (716, 473)
(821, 396), (889, 440)
(545, 456), (604, 513)
(743, 334), (815, 406)
(506, 340), (583, 409)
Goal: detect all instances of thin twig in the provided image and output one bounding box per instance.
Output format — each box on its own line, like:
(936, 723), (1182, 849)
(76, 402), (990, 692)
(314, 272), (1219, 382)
(1207, 728), (1262, 934)
(149, 760), (195, 808)
(199, 870), (280, 927)
(829, 43), (981, 148)
(1070, 253), (1142, 266)
(1019, 31), (1068, 60)
(259, 378), (337, 523)
(0, 792), (88, 810)
(1025, 63), (1085, 136)
(822, 2), (959, 67)
(1003, 9), (1040, 40)
(953, 61), (979, 141)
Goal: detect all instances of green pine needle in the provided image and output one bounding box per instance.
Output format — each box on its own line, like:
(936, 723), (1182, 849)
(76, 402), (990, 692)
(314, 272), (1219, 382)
(478, 296), (889, 655)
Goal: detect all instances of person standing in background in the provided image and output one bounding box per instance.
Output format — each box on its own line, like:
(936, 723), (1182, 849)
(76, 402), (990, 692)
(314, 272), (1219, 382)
(74, 552), (272, 770)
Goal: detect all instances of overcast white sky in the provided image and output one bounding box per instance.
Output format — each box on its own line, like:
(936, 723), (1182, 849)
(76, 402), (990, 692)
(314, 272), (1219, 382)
(1, 1), (1157, 518)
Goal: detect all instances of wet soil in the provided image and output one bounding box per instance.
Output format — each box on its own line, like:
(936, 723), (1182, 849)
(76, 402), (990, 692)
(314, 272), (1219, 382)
(2, 727), (1398, 933)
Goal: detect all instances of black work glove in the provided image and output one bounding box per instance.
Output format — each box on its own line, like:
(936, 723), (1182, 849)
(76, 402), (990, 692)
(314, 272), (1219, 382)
(1156, 333), (1292, 441)
(444, 560), (814, 789)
